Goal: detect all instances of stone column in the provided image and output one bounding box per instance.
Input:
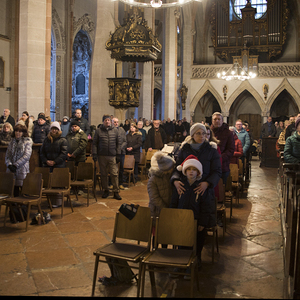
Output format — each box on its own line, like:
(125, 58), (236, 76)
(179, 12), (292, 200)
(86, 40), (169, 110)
(19, 0), (51, 117)
(180, 5), (192, 121)
(162, 7), (177, 121)
(90, 0), (115, 126)
(136, 9), (154, 121)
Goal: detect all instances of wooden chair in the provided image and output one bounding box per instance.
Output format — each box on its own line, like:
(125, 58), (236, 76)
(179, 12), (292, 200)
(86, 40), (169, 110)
(70, 162), (97, 206)
(42, 168), (73, 218)
(92, 206), (152, 297)
(225, 174), (233, 222)
(229, 163), (241, 205)
(0, 172), (15, 215)
(138, 149), (147, 180)
(206, 196), (219, 263)
(146, 149), (158, 165)
(34, 167), (51, 189)
(217, 178), (226, 238)
(140, 208), (199, 298)
(123, 155), (135, 187)
(3, 173), (44, 231)
(65, 160), (76, 181)
(238, 159), (245, 194)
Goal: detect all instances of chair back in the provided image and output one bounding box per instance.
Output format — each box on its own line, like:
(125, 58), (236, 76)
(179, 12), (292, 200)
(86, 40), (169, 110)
(34, 167), (51, 188)
(66, 161), (76, 181)
(138, 149), (146, 166)
(217, 178), (225, 204)
(123, 155), (135, 170)
(238, 159), (244, 175)
(146, 149), (158, 162)
(50, 168), (71, 189)
(21, 173), (43, 197)
(86, 156), (94, 167)
(225, 174), (232, 191)
(229, 163), (239, 182)
(113, 206), (152, 244)
(76, 162), (94, 181)
(0, 172), (15, 197)
(156, 208), (196, 249)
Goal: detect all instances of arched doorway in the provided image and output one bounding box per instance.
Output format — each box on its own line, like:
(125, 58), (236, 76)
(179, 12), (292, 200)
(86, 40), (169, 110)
(194, 91), (221, 124)
(270, 89), (298, 123)
(72, 30), (92, 120)
(229, 90), (261, 140)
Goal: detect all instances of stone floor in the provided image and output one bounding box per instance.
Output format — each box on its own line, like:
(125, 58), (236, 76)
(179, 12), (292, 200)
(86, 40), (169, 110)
(0, 156), (284, 298)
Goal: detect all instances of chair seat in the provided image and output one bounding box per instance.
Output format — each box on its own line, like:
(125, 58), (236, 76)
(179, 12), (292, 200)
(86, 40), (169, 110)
(145, 248), (194, 265)
(4, 196), (40, 204)
(43, 188), (70, 195)
(71, 179), (93, 186)
(96, 242), (149, 260)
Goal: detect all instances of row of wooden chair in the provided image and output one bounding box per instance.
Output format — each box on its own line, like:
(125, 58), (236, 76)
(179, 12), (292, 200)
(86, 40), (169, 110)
(91, 207), (199, 298)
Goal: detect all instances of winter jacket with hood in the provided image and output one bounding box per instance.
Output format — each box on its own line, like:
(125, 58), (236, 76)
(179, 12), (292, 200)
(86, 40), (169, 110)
(284, 131), (300, 164)
(66, 128), (88, 163)
(5, 137), (33, 186)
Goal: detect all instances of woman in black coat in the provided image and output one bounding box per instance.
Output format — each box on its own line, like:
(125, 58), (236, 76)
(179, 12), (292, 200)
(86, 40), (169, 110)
(170, 122), (222, 263)
(126, 123), (142, 181)
(40, 121), (68, 171)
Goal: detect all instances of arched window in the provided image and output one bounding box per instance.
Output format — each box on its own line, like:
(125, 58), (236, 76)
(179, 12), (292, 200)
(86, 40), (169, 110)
(232, 0), (267, 20)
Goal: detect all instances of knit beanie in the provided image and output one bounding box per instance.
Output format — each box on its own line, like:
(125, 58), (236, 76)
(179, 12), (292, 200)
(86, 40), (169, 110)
(190, 123), (207, 137)
(38, 113), (46, 121)
(70, 120), (80, 127)
(150, 151), (175, 172)
(50, 121), (61, 131)
(103, 114), (110, 122)
(177, 154), (203, 180)
(295, 117), (300, 129)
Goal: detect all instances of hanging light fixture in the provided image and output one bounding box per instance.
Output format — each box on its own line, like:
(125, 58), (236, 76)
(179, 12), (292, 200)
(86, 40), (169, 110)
(217, 58), (257, 81)
(117, 0), (201, 8)
(217, 45), (258, 81)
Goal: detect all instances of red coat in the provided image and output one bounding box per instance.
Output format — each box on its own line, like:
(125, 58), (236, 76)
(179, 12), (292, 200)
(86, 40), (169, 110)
(230, 133), (243, 164)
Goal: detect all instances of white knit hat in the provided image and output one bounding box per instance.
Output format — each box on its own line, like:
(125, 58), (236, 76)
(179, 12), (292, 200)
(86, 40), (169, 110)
(50, 121), (61, 131)
(150, 151), (175, 172)
(190, 123), (207, 137)
(177, 154), (203, 180)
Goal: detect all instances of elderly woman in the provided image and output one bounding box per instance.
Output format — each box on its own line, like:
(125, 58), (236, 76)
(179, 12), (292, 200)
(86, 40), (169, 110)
(284, 117), (300, 163)
(126, 123), (142, 181)
(170, 122), (222, 264)
(0, 122), (13, 145)
(5, 124), (33, 196)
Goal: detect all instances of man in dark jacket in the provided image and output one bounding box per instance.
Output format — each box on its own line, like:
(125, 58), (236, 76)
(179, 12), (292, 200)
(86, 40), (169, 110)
(66, 120), (88, 165)
(92, 114), (122, 200)
(145, 119), (167, 151)
(71, 109), (90, 136)
(211, 112), (234, 185)
(163, 117), (175, 143)
(0, 108), (15, 127)
(32, 113), (50, 143)
(285, 113), (300, 140)
(261, 116), (276, 138)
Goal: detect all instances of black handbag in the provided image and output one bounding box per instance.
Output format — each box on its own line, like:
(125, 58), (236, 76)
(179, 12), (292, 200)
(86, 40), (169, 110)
(118, 203), (139, 220)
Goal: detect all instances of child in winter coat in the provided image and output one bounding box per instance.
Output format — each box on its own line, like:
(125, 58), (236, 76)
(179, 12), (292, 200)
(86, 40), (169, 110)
(170, 154), (207, 268)
(147, 151), (175, 247)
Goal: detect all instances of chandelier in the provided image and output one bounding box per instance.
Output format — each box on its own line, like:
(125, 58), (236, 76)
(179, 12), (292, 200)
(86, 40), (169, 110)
(217, 46), (258, 81)
(117, 0), (200, 8)
(217, 59), (257, 81)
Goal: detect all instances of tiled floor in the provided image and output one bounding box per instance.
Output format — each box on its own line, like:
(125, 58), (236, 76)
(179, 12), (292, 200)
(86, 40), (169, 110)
(0, 156), (284, 298)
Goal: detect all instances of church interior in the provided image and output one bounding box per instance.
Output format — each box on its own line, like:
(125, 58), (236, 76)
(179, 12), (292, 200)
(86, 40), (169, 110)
(1, 0), (300, 298)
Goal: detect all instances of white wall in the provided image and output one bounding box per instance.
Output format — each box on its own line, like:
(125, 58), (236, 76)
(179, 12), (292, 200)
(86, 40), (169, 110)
(0, 39), (11, 112)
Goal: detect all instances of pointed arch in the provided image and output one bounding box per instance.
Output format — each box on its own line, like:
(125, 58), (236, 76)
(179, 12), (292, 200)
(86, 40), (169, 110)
(73, 14), (95, 48)
(190, 79), (225, 113)
(267, 78), (300, 110)
(226, 80), (265, 113)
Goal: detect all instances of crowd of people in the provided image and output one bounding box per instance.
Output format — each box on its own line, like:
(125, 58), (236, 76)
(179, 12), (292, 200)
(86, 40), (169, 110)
(0, 107), (257, 273)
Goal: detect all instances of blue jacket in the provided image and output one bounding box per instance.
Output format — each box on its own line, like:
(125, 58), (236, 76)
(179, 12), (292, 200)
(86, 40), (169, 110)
(234, 128), (250, 155)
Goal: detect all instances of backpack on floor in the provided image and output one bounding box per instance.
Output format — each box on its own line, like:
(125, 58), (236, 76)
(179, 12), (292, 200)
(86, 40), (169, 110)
(106, 257), (134, 284)
(9, 204), (28, 223)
